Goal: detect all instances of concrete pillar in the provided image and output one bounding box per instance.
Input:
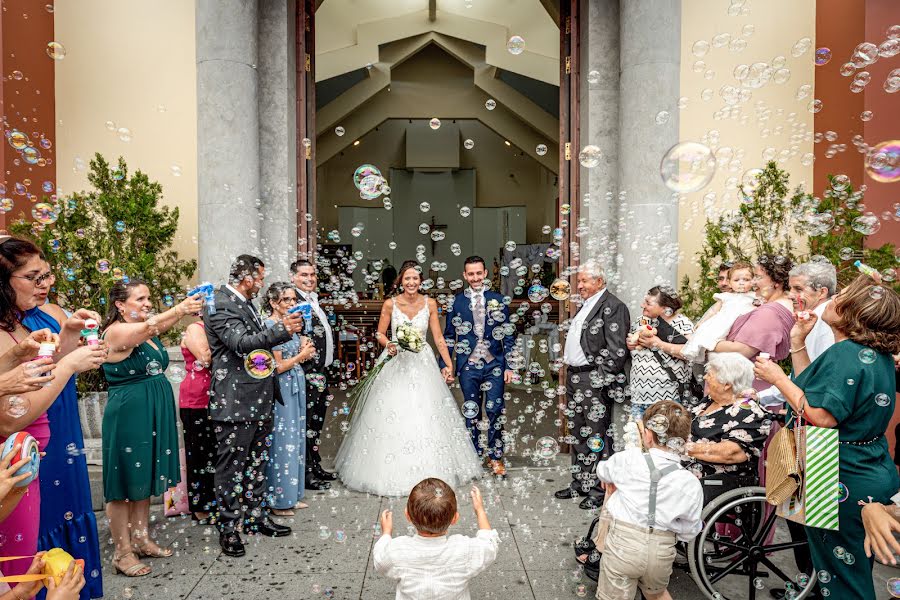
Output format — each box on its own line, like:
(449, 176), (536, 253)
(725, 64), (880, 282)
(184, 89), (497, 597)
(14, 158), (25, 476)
(580, 0), (619, 281)
(616, 0), (681, 310)
(258, 0), (298, 283)
(196, 0), (261, 284)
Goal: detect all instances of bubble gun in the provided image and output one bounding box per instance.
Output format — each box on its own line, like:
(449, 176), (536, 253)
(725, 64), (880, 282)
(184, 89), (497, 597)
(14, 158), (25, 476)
(853, 260), (881, 281)
(289, 302), (313, 333)
(188, 282), (216, 315)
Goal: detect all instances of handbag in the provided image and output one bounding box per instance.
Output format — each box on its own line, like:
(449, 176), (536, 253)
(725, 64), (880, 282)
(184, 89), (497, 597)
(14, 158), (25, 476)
(650, 320), (704, 405)
(591, 503), (613, 553)
(765, 409), (804, 506)
(164, 448), (190, 517)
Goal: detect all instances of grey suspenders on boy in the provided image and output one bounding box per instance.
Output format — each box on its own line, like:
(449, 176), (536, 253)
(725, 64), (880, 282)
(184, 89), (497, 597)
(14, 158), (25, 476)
(643, 452), (680, 532)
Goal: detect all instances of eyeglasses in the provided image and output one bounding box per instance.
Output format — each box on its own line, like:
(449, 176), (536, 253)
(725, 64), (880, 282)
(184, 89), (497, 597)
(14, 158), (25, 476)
(11, 271), (53, 286)
(278, 297), (298, 305)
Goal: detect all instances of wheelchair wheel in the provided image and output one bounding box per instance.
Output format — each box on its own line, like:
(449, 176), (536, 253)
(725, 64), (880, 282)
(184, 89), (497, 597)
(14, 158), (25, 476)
(687, 487), (817, 600)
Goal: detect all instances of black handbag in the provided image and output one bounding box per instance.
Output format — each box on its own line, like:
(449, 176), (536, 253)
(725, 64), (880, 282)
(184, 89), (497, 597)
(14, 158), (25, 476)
(573, 515), (603, 581)
(650, 319), (704, 405)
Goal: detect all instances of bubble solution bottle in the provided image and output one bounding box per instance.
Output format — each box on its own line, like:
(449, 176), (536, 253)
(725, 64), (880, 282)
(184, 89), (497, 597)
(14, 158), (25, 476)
(82, 318), (100, 346)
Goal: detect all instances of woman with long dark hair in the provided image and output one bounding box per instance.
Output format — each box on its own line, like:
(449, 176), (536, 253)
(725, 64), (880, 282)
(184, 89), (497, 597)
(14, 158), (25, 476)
(0, 236), (106, 597)
(262, 282), (315, 515)
(101, 279), (202, 577)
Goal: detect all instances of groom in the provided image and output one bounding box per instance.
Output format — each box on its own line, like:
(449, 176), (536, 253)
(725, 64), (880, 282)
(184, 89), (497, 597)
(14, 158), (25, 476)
(439, 255), (515, 477)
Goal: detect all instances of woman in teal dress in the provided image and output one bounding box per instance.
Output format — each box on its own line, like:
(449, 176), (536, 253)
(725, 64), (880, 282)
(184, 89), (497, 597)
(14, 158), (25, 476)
(262, 283), (315, 516)
(101, 279), (203, 577)
(755, 274), (900, 600)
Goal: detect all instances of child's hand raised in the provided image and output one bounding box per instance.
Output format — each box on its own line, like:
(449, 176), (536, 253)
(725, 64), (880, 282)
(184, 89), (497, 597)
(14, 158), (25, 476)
(379, 509), (393, 536)
(470, 485), (485, 514)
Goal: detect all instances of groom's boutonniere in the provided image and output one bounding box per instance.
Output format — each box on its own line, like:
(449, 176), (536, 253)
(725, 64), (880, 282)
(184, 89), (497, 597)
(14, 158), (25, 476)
(487, 299), (501, 311)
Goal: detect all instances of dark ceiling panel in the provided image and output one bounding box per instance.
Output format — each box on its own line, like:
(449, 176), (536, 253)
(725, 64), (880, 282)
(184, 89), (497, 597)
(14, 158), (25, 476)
(316, 67), (369, 109)
(496, 69), (559, 117)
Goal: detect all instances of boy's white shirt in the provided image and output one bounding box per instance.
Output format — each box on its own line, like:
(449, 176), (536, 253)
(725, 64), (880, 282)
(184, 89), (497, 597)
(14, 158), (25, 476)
(373, 529), (500, 600)
(596, 447), (703, 543)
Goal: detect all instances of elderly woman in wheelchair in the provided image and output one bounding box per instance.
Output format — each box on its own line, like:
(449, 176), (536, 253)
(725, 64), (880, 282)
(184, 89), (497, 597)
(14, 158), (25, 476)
(577, 354), (819, 599)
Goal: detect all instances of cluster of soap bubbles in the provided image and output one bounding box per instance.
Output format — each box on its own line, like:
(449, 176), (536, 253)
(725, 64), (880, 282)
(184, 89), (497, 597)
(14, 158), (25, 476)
(353, 164), (389, 200)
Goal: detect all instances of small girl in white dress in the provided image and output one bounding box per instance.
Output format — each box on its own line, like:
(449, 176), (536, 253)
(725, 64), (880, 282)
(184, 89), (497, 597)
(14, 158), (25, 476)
(682, 263), (757, 363)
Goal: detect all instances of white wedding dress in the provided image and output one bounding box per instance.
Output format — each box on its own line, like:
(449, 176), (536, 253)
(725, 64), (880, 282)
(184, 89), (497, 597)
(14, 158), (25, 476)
(334, 299), (482, 496)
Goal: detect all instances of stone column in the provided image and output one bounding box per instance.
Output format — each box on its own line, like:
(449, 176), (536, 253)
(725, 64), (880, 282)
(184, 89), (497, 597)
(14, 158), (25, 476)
(580, 0), (619, 281)
(258, 0), (298, 283)
(196, 0), (261, 283)
(616, 0), (681, 309)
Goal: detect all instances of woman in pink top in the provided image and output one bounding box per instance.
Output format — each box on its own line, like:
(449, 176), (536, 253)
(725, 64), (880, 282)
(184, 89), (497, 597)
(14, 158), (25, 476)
(178, 320), (214, 522)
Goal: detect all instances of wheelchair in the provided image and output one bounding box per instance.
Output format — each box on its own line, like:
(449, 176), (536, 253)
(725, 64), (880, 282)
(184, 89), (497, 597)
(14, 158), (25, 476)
(575, 476), (818, 600)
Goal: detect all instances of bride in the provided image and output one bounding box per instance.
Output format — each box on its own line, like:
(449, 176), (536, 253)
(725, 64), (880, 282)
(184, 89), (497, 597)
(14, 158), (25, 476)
(334, 261), (482, 496)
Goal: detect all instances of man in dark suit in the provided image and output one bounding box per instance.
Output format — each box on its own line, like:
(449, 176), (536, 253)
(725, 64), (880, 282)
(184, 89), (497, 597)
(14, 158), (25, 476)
(554, 262), (631, 509)
(205, 254), (305, 556)
(439, 256), (515, 477)
(290, 259), (335, 490)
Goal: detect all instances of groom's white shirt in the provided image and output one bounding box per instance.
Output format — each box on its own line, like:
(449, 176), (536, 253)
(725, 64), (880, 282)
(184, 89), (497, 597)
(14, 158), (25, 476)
(299, 290), (334, 367)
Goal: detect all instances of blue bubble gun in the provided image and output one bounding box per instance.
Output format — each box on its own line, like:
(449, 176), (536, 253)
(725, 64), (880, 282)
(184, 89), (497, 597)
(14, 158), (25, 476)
(853, 260), (880, 279)
(288, 302), (313, 333)
(188, 282), (216, 315)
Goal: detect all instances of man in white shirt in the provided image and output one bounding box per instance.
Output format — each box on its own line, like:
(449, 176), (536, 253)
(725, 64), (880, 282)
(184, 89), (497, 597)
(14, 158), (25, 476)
(594, 401), (703, 600)
(290, 259), (336, 490)
(757, 260), (836, 409)
(555, 261), (631, 509)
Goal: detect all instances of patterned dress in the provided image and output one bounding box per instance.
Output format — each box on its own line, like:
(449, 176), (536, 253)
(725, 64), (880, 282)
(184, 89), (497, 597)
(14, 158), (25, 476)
(628, 313), (694, 416)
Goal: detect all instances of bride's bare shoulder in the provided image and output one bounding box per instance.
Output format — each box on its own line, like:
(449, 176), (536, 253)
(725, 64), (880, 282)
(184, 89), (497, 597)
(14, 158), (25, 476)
(381, 298), (395, 312)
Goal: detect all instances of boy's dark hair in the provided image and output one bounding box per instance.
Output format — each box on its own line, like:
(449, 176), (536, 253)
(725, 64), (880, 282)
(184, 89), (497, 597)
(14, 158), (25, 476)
(407, 478), (457, 534)
(463, 256), (486, 270)
(230, 254), (264, 283)
(642, 400), (691, 446)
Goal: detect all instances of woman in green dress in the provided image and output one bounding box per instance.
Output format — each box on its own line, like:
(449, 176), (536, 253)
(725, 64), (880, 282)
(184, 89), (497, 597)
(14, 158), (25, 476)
(755, 274), (900, 600)
(101, 280), (203, 577)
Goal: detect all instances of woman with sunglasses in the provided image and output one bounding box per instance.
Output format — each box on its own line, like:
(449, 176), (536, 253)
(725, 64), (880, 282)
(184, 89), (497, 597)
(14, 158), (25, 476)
(0, 236), (107, 597)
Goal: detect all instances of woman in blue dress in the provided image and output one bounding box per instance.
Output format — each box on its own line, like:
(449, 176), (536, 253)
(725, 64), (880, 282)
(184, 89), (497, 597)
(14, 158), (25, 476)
(263, 283), (315, 515)
(22, 258), (105, 600)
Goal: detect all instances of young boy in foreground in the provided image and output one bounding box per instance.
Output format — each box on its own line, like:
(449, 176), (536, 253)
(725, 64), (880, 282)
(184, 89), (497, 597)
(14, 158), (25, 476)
(374, 478), (499, 600)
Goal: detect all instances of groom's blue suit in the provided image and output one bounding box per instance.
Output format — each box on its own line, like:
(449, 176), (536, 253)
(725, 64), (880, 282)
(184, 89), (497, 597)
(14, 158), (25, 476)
(439, 289), (515, 460)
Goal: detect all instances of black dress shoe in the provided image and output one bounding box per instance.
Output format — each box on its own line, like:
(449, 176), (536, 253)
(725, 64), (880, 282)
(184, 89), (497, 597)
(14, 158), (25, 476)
(247, 517), (292, 537)
(305, 477), (331, 491)
(770, 588), (821, 600)
(314, 467), (337, 481)
(579, 496), (604, 510)
(219, 531), (245, 557)
(554, 487), (586, 500)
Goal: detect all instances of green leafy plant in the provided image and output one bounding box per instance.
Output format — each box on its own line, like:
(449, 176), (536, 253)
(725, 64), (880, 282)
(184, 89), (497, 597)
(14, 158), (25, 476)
(679, 162), (898, 319)
(10, 153), (196, 392)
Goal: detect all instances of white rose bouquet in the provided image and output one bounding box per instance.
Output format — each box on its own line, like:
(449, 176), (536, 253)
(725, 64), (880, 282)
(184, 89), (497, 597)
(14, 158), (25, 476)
(395, 322), (425, 352)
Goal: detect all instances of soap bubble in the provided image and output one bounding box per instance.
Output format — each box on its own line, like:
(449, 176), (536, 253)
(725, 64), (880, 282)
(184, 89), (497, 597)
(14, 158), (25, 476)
(507, 35), (525, 55)
(115, 221), (126, 233)
(335, 126), (345, 136)
(815, 48), (832, 65)
(851, 214), (880, 235)
(835, 482), (849, 503)
(535, 436), (559, 459)
(528, 285), (549, 303)
(419, 202), (431, 212)
(578, 145), (602, 168)
(4, 396), (30, 418)
(887, 577), (900, 597)
(459, 206), (471, 217)
(536, 144), (548, 156)
(587, 70), (601, 84)
(655, 110), (670, 125)
(865, 140), (900, 183)
(462, 401), (479, 419)
(660, 142), (716, 192)
(0, 198), (13, 214)
(550, 279), (571, 300)
(429, 118), (441, 130)
(8, 130), (28, 150)
(171, 164), (183, 177)
(96, 259), (111, 273)
(741, 168), (764, 196)
(875, 393), (891, 407)
(858, 348), (877, 364)
(485, 99), (496, 111)
(464, 138), (475, 150)
(587, 435), (604, 453)
(245, 349), (276, 379)
(818, 570), (831, 583)
(117, 128), (132, 142)
(692, 40), (710, 57)
(31, 203), (58, 224)
(504, 241), (517, 252)
(46, 41), (66, 60)
(166, 364), (187, 384)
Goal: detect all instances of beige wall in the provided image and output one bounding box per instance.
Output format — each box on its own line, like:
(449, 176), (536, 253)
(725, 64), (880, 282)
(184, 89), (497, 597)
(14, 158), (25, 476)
(678, 0), (816, 282)
(54, 0), (198, 272)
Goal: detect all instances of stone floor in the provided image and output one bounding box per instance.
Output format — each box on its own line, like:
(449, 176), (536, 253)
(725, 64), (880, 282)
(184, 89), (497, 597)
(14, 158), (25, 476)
(94, 458), (900, 600)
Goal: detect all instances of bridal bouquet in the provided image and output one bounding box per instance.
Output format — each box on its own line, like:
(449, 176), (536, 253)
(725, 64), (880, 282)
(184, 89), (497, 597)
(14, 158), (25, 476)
(347, 326), (425, 422)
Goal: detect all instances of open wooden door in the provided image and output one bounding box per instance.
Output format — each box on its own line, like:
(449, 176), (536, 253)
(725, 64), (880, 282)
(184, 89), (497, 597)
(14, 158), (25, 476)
(296, 0), (317, 257)
(558, 0), (581, 449)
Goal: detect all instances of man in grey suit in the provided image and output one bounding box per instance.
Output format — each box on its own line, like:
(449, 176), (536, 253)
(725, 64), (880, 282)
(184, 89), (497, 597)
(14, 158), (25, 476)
(553, 261), (631, 509)
(204, 254), (305, 557)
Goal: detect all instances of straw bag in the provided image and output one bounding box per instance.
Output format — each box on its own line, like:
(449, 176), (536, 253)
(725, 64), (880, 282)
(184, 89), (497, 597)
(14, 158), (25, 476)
(765, 409), (805, 506)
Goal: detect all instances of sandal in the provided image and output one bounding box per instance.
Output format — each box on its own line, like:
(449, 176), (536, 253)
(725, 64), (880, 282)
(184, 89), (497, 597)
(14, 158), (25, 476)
(113, 552), (151, 577)
(133, 540), (174, 558)
(294, 502), (309, 510)
(272, 508), (295, 517)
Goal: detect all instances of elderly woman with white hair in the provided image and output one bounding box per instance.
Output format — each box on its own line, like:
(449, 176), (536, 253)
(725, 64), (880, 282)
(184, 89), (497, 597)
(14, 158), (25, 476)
(683, 352), (771, 504)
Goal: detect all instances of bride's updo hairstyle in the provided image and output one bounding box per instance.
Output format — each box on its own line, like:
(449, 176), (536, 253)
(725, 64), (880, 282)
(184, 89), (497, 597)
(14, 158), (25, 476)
(393, 260), (423, 295)
(406, 478), (457, 534)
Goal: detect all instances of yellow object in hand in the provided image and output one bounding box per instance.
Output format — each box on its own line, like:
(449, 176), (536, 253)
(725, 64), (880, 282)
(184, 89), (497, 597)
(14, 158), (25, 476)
(43, 548), (84, 584)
